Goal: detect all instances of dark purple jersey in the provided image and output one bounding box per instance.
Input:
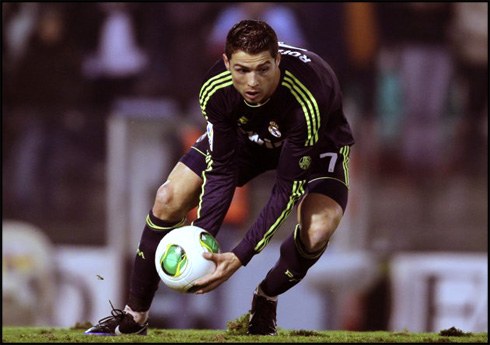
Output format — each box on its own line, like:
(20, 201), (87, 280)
(193, 43), (354, 265)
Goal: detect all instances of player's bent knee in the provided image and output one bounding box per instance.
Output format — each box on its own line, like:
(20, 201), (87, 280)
(303, 210), (343, 252)
(153, 181), (186, 221)
(302, 227), (329, 253)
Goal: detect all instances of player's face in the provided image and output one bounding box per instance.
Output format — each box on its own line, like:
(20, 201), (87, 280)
(223, 50), (281, 105)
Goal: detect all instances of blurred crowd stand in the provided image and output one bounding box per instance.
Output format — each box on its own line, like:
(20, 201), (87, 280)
(4, 2), (485, 225)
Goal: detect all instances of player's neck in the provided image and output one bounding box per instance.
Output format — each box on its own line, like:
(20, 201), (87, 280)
(244, 97), (271, 108)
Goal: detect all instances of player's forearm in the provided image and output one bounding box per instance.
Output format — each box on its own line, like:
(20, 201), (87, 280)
(232, 177), (306, 266)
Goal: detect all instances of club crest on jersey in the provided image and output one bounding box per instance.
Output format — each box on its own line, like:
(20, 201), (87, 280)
(268, 121), (281, 138)
(299, 156), (311, 170)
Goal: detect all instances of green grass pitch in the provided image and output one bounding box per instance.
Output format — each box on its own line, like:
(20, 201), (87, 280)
(2, 326), (487, 343)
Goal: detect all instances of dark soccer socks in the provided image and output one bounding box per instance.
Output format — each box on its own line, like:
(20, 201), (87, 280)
(260, 225), (327, 297)
(127, 210), (186, 312)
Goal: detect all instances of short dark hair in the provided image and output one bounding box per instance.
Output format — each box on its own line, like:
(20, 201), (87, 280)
(225, 20), (279, 60)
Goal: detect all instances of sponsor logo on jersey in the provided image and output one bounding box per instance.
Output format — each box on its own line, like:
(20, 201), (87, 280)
(299, 156), (312, 170)
(268, 121), (282, 138)
(206, 122), (214, 151)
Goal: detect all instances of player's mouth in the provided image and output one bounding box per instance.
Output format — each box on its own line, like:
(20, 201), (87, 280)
(245, 90), (261, 102)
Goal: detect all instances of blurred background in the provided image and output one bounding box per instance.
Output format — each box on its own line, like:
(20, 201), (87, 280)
(2, 2), (487, 333)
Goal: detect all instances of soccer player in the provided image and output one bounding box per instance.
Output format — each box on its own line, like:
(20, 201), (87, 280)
(85, 19), (354, 336)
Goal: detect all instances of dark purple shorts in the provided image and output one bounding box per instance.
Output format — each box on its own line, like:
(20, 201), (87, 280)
(179, 134), (350, 212)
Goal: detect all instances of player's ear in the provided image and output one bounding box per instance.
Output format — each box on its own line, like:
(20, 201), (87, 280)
(275, 52), (281, 67)
(223, 54), (230, 71)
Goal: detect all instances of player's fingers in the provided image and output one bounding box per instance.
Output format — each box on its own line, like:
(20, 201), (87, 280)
(194, 278), (223, 294)
(202, 251), (215, 261)
(194, 260), (231, 288)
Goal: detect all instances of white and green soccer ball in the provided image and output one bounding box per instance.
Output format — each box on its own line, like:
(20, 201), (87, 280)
(154, 225), (220, 293)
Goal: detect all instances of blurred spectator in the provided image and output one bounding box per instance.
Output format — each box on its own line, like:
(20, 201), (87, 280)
(208, 3), (308, 59)
(3, 3), (40, 123)
(2, 3), (39, 169)
(343, 2), (379, 118)
(82, 3), (148, 110)
(151, 3), (220, 113)
(2, 3), (39, 70)
(296, 3), (347, 86)
(131, 3), (172, 98)
(4, 4), (87, 219)
(378, 3), (454, 179)
(449, 3), (488, 176)
(297, 3), (379, 116)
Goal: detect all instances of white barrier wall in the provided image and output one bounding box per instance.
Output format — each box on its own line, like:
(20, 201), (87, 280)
(53, 246), (123, 327)
(389, 252), (488, 333)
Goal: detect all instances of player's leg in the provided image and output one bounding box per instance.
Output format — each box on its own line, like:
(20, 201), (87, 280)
(258, 193), (344, 296)
(248, 145), (351, 335)
(126, 162), (203, 313)
(248, 195), (344, 335)
(86, 139), (208, 336)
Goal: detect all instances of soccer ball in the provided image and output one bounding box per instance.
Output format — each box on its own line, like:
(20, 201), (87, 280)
(154, 225), (220, 293)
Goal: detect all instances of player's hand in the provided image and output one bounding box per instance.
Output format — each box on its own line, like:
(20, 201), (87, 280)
(193, 252), (242, 294)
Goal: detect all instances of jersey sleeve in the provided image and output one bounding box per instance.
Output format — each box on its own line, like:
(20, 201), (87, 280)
(232, 110), (317, 266)
(192, 71), (237, 236)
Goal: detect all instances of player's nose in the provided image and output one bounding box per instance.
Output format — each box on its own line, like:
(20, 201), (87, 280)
(247, 72), (259, 87)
